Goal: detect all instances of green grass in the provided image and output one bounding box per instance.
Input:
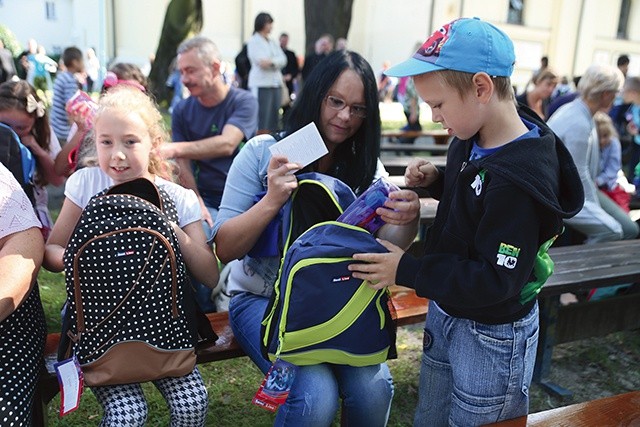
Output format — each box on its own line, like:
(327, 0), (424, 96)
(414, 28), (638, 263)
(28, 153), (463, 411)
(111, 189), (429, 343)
(39, 269), (421, 426)
(40, 262), (640, 425)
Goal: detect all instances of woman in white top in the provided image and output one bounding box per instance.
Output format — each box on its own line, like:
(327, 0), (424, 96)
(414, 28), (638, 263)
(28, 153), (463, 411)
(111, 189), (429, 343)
(247, 12), (287, 131)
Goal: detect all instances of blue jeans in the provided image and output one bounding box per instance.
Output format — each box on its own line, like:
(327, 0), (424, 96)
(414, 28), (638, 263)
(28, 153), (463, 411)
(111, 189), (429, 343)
(229, 292), (394, 426)
(414, 300), (539, 427)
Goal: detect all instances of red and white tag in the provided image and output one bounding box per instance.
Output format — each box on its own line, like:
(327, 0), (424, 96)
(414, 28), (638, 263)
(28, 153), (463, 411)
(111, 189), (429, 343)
(252, 359), (297, 412)
(54, 356), (84, 416)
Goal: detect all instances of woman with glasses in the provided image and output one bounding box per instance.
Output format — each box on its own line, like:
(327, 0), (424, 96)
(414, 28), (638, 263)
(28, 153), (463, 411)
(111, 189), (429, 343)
(212, 50), (420, 426)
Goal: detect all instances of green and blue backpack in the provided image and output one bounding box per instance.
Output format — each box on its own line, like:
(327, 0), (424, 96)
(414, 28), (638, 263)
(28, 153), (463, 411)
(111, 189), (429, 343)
(260, 172), (397, 367)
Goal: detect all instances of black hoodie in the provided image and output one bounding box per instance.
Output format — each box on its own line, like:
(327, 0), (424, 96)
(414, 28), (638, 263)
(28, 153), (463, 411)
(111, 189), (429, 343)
(396, 107), (584, 324)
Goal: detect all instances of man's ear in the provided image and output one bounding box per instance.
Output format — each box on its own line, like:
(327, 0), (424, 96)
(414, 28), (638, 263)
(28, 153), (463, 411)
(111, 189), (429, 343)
(211, 59), (221, 74)
(472, 72), (494, 104)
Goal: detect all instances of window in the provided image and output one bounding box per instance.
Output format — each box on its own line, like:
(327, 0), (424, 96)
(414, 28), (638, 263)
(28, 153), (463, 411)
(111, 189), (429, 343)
(618, 0), (631, 39)
(45, 1), (56, 21)
(507, 0), (524, 25)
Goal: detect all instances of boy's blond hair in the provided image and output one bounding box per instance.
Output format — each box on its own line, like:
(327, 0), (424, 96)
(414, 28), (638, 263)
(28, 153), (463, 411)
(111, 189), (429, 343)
(92, 86), (176, 180)
(436, 69), (515, 101)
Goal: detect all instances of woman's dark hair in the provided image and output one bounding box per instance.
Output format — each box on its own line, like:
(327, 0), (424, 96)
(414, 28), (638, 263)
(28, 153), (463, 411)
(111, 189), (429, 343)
(285, 50), (380, 193)
(254, 12), (274, 33)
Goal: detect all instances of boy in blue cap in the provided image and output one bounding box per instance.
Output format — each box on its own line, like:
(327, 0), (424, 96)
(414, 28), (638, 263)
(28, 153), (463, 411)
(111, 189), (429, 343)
(350, 18), (584, 425)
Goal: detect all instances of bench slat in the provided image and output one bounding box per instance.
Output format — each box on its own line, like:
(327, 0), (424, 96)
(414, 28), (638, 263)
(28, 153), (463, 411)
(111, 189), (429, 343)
(381, 129), (451, 145)
(380, 143), (449, 154)
(483, 390), (640, 426)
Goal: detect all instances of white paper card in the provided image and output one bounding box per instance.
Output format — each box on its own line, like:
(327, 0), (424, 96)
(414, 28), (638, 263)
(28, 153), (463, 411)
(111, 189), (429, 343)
(55, 357), (84, 415)
(268, 122), (328, 169)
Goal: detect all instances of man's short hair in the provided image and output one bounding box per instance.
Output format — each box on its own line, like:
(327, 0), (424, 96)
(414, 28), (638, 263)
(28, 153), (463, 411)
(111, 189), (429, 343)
(177, 36), (220, 65)
(62, 47), (83, 68)
(617, 54), (630, 67)
(436, 70), (515, 101)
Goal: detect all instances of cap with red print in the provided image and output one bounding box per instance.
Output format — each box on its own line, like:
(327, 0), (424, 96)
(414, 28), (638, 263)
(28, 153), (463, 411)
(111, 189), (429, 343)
(385, 17), (515, 78)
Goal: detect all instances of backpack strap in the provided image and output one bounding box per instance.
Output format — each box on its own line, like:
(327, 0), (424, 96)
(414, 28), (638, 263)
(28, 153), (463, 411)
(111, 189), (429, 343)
(0, 123), (36, 206)
(102, 177), (218, 345)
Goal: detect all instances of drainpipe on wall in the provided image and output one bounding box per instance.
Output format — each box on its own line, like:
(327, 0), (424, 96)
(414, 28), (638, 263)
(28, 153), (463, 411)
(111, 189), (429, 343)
(572, 0), (586, 78)
(111, 0), (117, 60)
(429, 0), (436, 34)
(240, 0), (246, 46)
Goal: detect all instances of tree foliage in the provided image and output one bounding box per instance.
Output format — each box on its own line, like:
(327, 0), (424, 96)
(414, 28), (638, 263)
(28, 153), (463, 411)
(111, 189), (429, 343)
(303, 0), (354, 55)
(148, 0), (203, 105)
(0, 25), (23, 56)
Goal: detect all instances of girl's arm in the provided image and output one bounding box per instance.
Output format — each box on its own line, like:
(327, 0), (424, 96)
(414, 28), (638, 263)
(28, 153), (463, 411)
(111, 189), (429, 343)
(22, 134), (66, 186)
(0, 227), (44, 322)
(43, 197), (82, 272)
(173, 221), (219, 288)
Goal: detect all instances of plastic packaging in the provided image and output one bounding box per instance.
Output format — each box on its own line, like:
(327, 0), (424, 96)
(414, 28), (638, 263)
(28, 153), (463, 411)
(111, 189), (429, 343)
(65, 91), (98, 130)
(337, 177), (401, 233)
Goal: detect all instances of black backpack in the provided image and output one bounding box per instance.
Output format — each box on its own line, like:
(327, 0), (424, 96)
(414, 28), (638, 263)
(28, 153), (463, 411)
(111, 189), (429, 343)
(0, 122), (35, 206)
(60, 178), (216, 386)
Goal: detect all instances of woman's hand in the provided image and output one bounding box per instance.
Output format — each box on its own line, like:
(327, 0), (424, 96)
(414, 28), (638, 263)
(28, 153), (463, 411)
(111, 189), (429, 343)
(264, 155), (301, 209)
(405, 158), (439, 188)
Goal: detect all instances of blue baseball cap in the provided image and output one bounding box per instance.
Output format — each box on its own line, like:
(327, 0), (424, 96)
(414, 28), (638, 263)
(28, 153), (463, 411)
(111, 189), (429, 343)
(385, 17), (515, 78)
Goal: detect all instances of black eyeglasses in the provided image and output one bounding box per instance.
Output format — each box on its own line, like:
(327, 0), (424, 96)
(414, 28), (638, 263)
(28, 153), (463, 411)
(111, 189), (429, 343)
(325, 95), (367, 119)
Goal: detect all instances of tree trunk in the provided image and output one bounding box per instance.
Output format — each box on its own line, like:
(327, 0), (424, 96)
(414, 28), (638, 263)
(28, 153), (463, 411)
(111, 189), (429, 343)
(148, 0), (203, 106)
(304, 0), (354, 55)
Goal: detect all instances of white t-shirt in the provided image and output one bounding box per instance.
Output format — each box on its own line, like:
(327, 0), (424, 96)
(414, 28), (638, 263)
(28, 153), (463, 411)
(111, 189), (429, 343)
(0, 163), (41, 239)
(64, 167), (201, 228)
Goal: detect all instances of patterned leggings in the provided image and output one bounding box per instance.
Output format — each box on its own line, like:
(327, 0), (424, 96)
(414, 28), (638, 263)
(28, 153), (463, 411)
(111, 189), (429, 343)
(92, 367), (208, 426)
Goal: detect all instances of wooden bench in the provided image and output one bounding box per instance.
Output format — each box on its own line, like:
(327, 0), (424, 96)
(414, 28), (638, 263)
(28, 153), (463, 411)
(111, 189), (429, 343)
(484, 390), (640, 426)
(381, 129), (451, 145)
(380, 142), (450, 155)
(535, 240), (640, 397)
(34, 286), (429, 424)
(382, 155), (447, 175)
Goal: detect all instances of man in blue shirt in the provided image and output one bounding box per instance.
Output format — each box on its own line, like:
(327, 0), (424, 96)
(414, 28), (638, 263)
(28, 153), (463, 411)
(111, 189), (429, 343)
(163, 36), (258, 312)
(164, 35), (258, 235)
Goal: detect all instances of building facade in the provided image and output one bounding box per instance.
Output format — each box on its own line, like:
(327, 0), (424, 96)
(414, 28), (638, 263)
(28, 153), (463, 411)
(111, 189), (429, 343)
(1, 0), (639, 91)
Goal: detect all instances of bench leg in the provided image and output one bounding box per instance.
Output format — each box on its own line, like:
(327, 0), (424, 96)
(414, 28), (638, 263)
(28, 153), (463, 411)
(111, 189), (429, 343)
(533, 295), (573, 399)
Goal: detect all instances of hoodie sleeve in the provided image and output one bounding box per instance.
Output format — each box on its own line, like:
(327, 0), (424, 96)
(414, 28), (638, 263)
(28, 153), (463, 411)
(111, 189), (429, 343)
(396, 180), (543, 309)
(424, 166), (446, 200)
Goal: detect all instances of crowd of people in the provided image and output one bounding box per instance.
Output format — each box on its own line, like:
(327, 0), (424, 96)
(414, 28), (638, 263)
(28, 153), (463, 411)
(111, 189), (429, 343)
(0, 11), (638, 427)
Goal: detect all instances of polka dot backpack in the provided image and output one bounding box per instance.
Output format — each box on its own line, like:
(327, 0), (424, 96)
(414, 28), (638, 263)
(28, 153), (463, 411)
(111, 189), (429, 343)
(60, 178), (206, 386)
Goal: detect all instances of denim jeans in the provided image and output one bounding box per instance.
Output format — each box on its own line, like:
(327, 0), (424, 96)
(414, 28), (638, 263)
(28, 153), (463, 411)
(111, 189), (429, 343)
(229, 292), (394, 426)
(414, 300), (539, 427)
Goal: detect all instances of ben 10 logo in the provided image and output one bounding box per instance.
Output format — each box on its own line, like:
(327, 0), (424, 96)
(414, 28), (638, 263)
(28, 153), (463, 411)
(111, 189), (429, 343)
(496, 242), (520, 269)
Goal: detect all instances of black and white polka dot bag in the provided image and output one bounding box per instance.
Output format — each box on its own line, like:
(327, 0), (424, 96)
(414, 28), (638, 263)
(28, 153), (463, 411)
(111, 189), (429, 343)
(60, 178), (199, 386)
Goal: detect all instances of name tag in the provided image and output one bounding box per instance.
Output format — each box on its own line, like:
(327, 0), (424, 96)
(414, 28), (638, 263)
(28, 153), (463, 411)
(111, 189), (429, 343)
(54, 356), (84, 416)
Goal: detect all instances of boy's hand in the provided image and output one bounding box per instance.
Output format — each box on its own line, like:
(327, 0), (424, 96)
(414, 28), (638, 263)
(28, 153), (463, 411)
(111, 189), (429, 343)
(376, 189), (420, 225)
(405, 158), (439, 188)
(349, 239), (404, 290)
